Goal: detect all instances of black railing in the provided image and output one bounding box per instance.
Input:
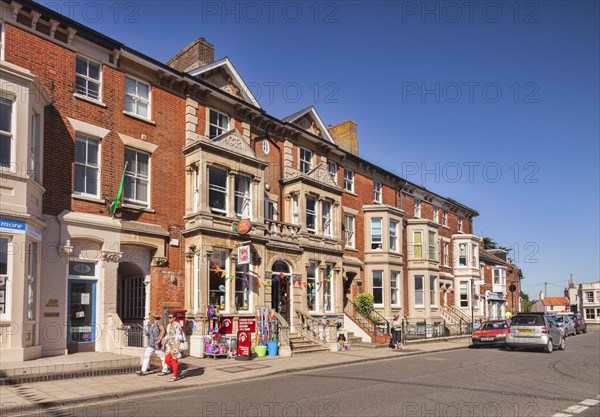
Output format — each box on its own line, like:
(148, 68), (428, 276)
(344, 300), (390, 336)
(403, 319), (471, 341)
(124, 323), (147, 348)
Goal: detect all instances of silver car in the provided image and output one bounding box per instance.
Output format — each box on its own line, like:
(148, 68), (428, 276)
(551, 313), (576, 337)
(505, 313), (565, 353)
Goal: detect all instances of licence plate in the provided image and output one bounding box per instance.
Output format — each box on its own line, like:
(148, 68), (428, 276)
(481, 337), (494, 341)
(518, 329), (533, 333)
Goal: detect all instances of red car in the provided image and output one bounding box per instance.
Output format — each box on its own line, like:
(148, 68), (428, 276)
(570, 313), (587, 334)
(472, 320), (511, 347)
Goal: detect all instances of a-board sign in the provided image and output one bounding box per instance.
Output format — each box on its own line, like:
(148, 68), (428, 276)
(220, 316), (233, 335)
(237, 330), (251, 359)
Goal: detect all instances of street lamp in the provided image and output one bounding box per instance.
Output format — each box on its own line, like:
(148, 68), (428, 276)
(509, 283), (517, 313)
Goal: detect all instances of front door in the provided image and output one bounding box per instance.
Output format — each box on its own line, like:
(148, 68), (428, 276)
(271, 261), (291, 323)
(67, 279), (96, 353)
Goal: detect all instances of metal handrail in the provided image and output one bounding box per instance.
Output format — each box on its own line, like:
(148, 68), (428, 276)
(344, 299), (390, 336)
(123, 323), (147, 348)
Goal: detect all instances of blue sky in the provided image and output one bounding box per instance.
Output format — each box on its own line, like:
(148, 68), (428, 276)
(40, 0), (599, 298)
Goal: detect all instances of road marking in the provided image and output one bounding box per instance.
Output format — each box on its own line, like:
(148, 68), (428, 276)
(552, 414), (572, 417)
(564, 405), (588, 414)
(580, 399), (600, 406)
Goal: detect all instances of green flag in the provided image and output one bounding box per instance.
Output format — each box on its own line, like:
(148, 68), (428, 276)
(109, 162), (127, 214)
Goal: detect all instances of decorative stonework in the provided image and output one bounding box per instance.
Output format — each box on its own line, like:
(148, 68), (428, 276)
(153, 257), (168, 267)
(212, 129), (256, 159)
(101, 251), (122, 263)
(58, 245), (73, 257)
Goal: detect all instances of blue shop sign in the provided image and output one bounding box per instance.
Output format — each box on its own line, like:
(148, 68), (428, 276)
(0, 218), (26, 234)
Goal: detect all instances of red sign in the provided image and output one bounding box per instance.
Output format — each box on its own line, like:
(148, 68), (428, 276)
(236, 219), (252, 235)
(238, 317), (256, 333)
(237, 330), (251, 358)
(220, 316), (234, 335)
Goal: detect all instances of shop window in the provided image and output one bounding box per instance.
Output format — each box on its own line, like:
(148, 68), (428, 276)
(74, 134), (100, 196)
(307, 262), (317, 312)
(235, 263), (251, 311)
(124, 148), (149, 207)
(209, 249), (228, 308)
(0, 237), (9, 316)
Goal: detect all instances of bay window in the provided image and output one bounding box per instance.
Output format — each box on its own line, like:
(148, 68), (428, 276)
(291, 195), (299, 225)
(389, 220), (399, 252)
(307, 262), (317, 312)
(460, 281), (469, 307)
(391, 271), (400, 307)
(372, 270), (383, 305)
(0, 97), (13, 168)
(371, 218), (382, 250)
(414, 276), (424, 307)
(459, 244), (467, 266)
(413, 231), (423, 259)
(428, 231), (436, 261)
(430, 276), (437, 307)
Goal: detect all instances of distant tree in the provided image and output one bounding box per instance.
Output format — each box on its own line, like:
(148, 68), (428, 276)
(520, 291), (534, 312)
(483, 237), (497, 250)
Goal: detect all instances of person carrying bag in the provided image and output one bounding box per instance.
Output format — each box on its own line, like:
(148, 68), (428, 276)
(391, 313), (403, 350)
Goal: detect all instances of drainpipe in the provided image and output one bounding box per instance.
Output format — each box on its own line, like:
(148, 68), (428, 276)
(252, 122), (284, 222)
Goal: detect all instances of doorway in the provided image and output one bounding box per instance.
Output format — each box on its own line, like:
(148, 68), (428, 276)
(343, 273), (356, 310)
(67, 279), (96, 353)
(271, 261), (291, 323)
(117, 262), (146, 327)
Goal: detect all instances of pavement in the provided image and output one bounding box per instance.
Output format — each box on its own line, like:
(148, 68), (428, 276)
(0, 337), (471, 415)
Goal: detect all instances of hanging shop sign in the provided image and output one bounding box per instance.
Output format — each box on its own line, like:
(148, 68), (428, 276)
(220, 316), (234, 335)
(237, 245), (251, 265)
(233, 219), (252, 235)
(238, 317), (256, 333)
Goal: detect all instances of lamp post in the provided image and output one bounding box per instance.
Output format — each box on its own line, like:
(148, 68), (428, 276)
(509, 283), (517, 313)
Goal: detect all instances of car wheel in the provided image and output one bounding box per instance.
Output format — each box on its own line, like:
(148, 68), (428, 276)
(558, 337), (566, 351)
(544, 339), (553, 353)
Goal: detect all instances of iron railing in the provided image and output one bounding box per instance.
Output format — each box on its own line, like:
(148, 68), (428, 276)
(403, 319), (471, 341)
(123, 323), (147, 348)
(344, 299), (390, 336)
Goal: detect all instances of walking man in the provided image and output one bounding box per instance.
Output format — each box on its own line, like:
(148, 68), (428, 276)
(137, 311), (168, 375)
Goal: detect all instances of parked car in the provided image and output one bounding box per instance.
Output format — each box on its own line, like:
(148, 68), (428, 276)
(472, 320), (510, 347)
(570, 313), (587, 334)
(550, 313), (576, 337)
(505, 313), (565, 353)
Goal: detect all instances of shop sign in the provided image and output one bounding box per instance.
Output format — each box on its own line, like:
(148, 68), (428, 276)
(234, 219), (252, 235)
(238, 317), (256, 332)
(45, 299), (59, 307)
(237, 330), (251, 358)
(26, 224), (42, 241)
(237, 245), (251, 265)
(220, 316), (234, 335)
(0, 218), (26, 234)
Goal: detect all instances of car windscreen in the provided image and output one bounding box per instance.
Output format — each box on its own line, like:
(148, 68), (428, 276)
(512, 316), (544, 326)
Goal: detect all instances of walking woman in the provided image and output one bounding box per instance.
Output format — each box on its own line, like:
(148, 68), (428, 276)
(162, 313), (184, 382)
(137, 311), (167, 375)
(391, 313), (403, 350)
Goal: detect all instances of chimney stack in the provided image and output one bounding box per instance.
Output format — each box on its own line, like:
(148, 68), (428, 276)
(568, 273), (574, 289)
(167, 37), (214, 73)
(539, 290), (544, 300)
(328, 120), (359, 156)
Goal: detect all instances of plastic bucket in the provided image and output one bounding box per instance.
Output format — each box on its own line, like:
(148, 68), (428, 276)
(254, 345), (267, 357)
(267, 340), (278, 356)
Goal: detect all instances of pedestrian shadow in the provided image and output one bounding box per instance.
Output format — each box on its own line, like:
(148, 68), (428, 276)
(178, 363), (205, 378)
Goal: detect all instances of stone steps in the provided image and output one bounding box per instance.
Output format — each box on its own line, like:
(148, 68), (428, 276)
(289, 334), (330, 355)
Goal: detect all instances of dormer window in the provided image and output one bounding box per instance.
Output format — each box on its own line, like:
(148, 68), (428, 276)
(209, 109), (229, 138)
(299, 148), (313, 173)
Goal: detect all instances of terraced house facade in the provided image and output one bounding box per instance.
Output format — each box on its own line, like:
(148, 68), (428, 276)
(1, 0), (486, 360)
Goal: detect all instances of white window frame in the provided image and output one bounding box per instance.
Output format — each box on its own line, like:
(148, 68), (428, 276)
(124, 147), (150, 207)
(208, 108), (230, 138)
(458, 243), (467, 267)
(265, 198), (278, 221)
(208, 166), (228, 215)
(321, 200), (332, 237)
(414, 199), (421, 218)
(209, 248), (229, 311)
(429, 275), (437, 307)
(291, 195), (299, 225)
(234, 174), (252, 220)
(235, 262), (252, 312)
(373, 181), (382, 203)
(0, 236), (12, 320)
(434, 207), (439, 223)
(344, 168), (354, 192)
(585, 291), (594, 303)
(328, 161), (337, 184)
(74, 133), (100, 197)
(124, 75), (151, 119)
(414, 275), (424, 307)
(428, 231), (436, 261)
(299, 148), (313, 173)
(389, 220), (399, 252)
(443, 241), (449, 266)
(459, 281), (469, 307)
(371, 218), (382, 250)
(30, 112), (42, 184)
(75, 55), (102, 101)
(0, 97), (14, 169)
(192, 164), (201, 211)
(413, 230), (423, 260)
(458, 217), (463, 232)
(306, 262), (318, 312)
(390, 271), (400, 307)
(372, 270), (384, 307)
(323, 265), (334, 312)
(442, 210), (448, 226)
(306, 195), (316, 233)
(344, 214), (355, 248)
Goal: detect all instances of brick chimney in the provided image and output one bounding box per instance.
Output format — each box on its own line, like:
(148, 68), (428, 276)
(167, 37), (214, 73)
(328, 120), (359, 156)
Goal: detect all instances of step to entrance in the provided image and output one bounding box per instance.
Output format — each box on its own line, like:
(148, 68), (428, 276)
(289, 333), (330, 355)
(0, 352), (140, 386)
